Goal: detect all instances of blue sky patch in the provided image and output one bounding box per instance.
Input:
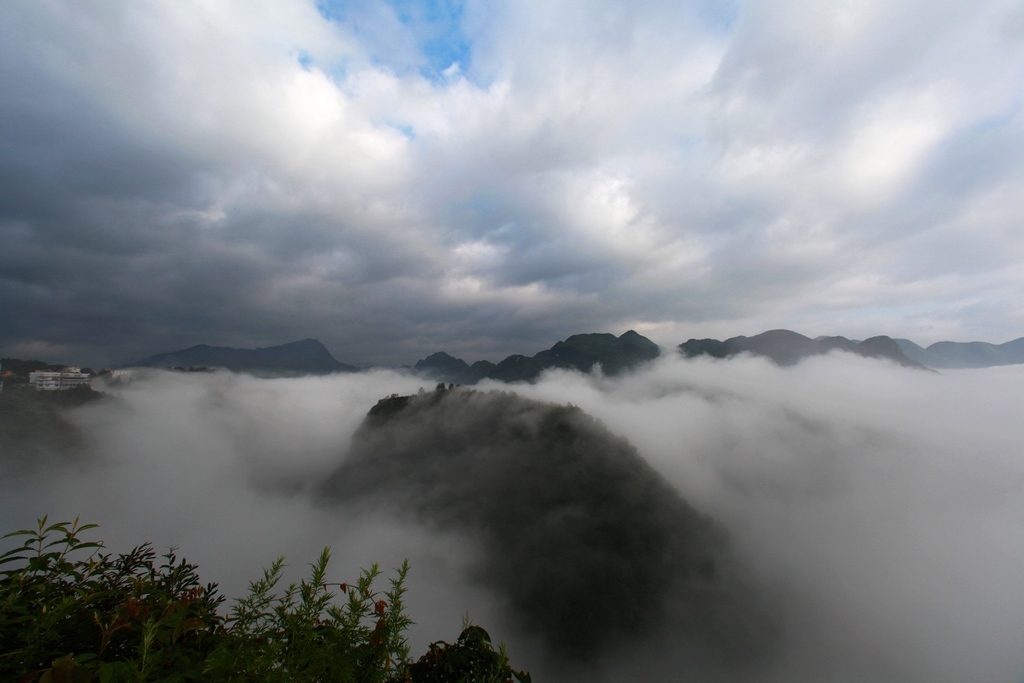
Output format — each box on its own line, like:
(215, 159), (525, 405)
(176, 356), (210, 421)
(699, 0), (740, 34)
(389, 121), (417, 139)
(317, 0), (472, 82)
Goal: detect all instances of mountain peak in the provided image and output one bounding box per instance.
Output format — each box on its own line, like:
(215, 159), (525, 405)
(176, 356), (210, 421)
(680, 330), (926, 368)
(413, 331), (661, 385)
(896, 336), (1024, 368)
(132, 339), (355, 375)
(415, 352), (470, 372)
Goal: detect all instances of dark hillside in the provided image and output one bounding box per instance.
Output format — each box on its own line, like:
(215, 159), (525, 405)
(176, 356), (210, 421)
(1, 358), (67, 378)
(413, 330), (661, 384)
(533, 329), (661, 376)
(0, 384), (105, 465)
(414, 351), (476, 384)
(132, 338), (356, 375)
(322, 388), (773, 665)
(896, 336), (1024, 368)
(681, 330), (926, 369)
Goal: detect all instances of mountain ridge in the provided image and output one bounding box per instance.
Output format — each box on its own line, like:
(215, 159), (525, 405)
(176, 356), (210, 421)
(131, 338), (357, 375)
(415, 330), (662, 384)
(894, 337), (1024, 368)
(679, 329), (929, 369)
(123, 330), (1024, 378)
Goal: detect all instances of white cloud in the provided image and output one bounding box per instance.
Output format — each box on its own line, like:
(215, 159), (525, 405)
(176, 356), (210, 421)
(1, 0), (1023, 363)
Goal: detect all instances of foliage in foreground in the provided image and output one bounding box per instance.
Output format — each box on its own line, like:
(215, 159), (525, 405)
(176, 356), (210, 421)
(0, 517), (530, 682)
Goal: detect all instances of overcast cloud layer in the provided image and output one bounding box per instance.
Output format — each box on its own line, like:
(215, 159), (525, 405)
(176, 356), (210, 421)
(2, 357), (1023, 680)
(2, 0), (1024, 367)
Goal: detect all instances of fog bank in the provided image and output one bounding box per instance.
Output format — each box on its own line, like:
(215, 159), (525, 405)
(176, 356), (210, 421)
(1, 355), (1022, 681)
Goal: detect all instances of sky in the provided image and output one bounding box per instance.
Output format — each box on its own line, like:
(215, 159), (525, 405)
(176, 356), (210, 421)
(2, 0), (1024, 367)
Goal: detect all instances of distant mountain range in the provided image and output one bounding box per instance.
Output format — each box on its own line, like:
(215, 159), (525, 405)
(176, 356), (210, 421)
(414, 330), (661, 384)
(679, 329), (928, 369)
(126, 329), (1024, 378)
(131, 338), (356, 375)
(894, 337), (1024, 369)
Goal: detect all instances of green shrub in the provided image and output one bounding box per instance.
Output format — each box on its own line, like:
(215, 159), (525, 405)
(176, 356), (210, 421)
(407, 625), (531, 683)
(202, 552), (412, 682)
(0, 517), (529, 682)
(1, 516), (224, 682)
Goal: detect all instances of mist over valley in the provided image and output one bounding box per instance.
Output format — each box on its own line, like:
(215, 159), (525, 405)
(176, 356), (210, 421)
(2, 352), (1022, 681)
(4, 2), (1024, 679)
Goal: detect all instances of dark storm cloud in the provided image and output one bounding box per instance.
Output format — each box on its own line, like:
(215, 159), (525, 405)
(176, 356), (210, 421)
(2, 1), (1024, 366)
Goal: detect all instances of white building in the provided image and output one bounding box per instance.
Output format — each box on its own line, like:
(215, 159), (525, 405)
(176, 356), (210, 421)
(28, 369), (91, 390)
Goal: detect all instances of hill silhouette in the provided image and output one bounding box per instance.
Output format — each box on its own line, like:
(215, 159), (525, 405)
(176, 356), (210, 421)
(131, 338), (356, 375)
(321, 387), (774, 665)
(680, 330), (927, 369)
(414, 330), (661, 384)
(895, 337), (1024, 368)
(122, 330), (1024, 377)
